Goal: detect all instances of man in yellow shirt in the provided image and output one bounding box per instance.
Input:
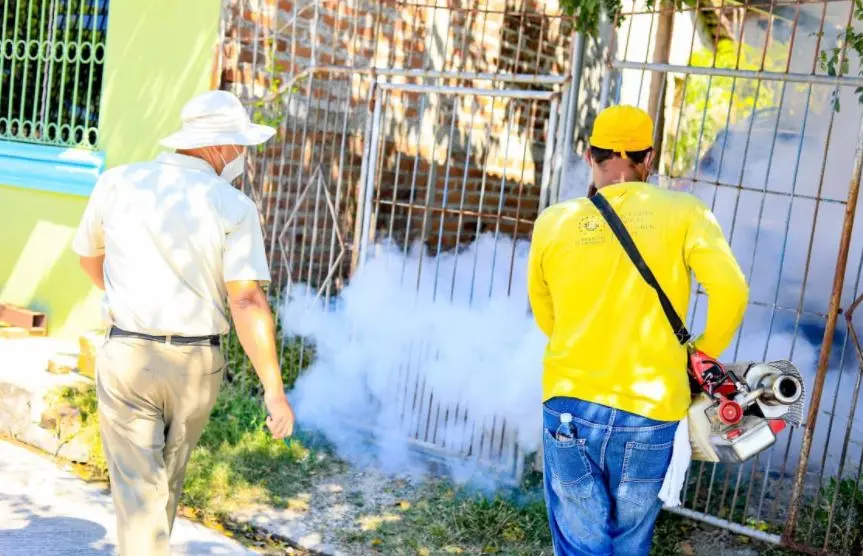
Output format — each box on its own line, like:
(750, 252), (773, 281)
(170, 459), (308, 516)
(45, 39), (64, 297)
(528, 105), (748, 555)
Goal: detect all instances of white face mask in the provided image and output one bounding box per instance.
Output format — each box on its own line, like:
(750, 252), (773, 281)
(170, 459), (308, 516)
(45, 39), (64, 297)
(219, 150), (246, 183)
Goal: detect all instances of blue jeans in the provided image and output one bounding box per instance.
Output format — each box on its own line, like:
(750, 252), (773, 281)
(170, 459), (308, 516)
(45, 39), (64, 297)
(542, 397), (677, 556)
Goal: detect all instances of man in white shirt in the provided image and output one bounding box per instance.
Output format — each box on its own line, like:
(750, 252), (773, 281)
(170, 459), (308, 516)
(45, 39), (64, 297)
(72, 90), (295, 556)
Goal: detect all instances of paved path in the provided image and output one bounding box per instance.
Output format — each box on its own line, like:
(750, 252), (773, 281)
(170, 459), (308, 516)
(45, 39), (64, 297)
(0, 440), (256, 555)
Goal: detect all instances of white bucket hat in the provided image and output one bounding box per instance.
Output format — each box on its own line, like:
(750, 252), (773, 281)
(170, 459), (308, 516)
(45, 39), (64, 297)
(160, 90), (276, 149)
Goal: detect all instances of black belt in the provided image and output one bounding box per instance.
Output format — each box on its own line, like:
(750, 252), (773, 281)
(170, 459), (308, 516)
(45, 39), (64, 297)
(109, 326), (220, 346)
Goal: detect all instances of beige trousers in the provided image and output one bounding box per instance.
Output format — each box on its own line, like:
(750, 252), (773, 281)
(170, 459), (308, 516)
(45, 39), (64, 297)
(96, 337), (224, 556)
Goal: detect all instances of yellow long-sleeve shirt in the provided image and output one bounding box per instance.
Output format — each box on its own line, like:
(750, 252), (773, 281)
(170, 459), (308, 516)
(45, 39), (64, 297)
(528, 182), (749, 421)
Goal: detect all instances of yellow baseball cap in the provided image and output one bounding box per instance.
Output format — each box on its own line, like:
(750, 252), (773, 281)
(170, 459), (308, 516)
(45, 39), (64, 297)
(589, 105), (654, 158)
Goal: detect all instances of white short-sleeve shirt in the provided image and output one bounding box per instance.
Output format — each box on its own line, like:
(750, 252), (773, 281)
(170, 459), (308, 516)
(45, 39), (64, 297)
(72, 152), (271, 336)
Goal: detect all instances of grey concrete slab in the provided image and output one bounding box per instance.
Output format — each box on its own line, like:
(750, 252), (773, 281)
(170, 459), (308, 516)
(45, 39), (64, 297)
(0, 440), (255, 555)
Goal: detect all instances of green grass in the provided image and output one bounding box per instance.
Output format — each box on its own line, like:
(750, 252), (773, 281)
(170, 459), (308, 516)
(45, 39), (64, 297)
(340, 481), (553, 555)
(221, 326), (315, 397)
(49, 383), (107, 480)
(337, 479), (706, 556)
(337, 476), (808, 556)
(50, 331), (340, 521)
(793, 476), (863, 555)
(182, 382), (343, 517)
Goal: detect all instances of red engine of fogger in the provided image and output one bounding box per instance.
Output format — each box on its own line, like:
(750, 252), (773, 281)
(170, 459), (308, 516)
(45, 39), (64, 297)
(687, 351), (806, 463)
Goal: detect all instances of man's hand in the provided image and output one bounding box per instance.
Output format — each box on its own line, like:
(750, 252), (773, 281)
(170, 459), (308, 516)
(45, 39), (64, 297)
(264, 390), (295, 439)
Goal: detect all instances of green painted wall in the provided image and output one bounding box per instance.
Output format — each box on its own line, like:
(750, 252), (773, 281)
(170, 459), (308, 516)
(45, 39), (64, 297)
(99, 0), (222, 167)
(0, 0), (222, 338)
(0, 185), (104, 338)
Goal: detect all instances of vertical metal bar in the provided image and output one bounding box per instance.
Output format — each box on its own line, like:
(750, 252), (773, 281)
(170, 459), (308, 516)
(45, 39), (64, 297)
(6, 0), (23, 130)
(430, 89), (463, 300)
(55, 0), (74, 140)
(367, 91), (388, 252)
(598, 7), (620, 111)
(784, 113), (863, 542)
(647, 0), (674, 168)
(279, 0), (306, 293)
(309, 4), (350, 293)
(351, 81), (378, 272)
(599, 68), (613, 110)
(264, 3), (292, 277)
(69, 0), (88, 141)
(782, 73), (843, 549)
(823, 352), (863, 550)
(17, 0), (35, 137)
(325, 5), (363, 301)
(634, 0), (658, 107)
(666, 0), (712, 179)
(0, 1), (10, 132)
(486, 97), (518, 299)
(798, 6), (860, 546)
(83, 0), (101, 145)
(467, 110), (496, 306)
(257, 2), (279, 277)
(557, 33), (585, 194)
(289, 0), (318, 298)
(448, 93), (480, 302)
(41, 0), (60, 141)
(30, 0), (48, 135)
(399, 90), (430, 278)
(506, 97), (538, 296)
(757, 24), (813, 522)
(538, 96), (560, 212)
(358, 88), (384, 268)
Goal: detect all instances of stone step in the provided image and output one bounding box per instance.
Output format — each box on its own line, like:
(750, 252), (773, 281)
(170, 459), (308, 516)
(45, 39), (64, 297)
(0, 339), (94, 464)
(0, 326), (47, 339)
(47, 355), (79, 375)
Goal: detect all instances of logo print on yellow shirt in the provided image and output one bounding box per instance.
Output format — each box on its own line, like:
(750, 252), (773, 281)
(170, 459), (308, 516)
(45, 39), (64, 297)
(579, 216), (601, 233)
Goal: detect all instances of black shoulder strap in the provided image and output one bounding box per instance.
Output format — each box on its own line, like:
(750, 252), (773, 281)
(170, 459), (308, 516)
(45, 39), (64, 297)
(589, 192), (692, 345)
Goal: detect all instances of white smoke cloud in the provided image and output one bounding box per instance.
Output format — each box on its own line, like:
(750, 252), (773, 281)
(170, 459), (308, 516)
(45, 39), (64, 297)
(279, 4), (863, 486)
(282, 234), (545, 484)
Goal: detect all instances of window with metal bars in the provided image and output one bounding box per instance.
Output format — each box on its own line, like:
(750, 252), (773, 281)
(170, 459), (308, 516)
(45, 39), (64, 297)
(0, 0), (109, 149)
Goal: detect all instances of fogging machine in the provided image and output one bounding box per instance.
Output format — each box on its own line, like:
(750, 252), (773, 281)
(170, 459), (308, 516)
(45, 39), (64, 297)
(590, 193), (806, 463)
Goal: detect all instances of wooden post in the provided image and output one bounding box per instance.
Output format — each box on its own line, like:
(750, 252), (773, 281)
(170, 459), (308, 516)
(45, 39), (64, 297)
(648, 0), (675, 172)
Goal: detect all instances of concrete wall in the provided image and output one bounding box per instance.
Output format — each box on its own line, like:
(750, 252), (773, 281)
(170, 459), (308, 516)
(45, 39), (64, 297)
(0, 0), (222, 337)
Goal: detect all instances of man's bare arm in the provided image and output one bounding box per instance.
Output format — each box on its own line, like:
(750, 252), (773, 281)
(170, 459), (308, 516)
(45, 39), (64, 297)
(226, 280), (294, 439)
(79, 255), (106, 291)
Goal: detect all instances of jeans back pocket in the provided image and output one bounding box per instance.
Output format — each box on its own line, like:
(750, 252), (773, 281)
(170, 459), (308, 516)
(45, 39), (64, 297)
(618, 440), (674, 506)
(543, 429), (594, 499)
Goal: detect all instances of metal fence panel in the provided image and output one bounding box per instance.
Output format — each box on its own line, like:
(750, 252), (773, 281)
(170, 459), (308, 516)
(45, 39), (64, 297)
(0, 0), (109, 148)
(219, 0), (576, 479)
(602, 1), (863, 552)
(352, 82), (562, 478)
(219, 0), (863, 551)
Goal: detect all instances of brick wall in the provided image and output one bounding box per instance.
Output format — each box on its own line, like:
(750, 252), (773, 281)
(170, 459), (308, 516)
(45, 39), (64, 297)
(221, 0), (575, 293)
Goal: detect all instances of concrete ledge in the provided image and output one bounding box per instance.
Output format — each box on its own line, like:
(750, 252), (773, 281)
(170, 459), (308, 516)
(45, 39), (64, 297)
(0, 339), (94, 463)
(0, 140), (105, 197)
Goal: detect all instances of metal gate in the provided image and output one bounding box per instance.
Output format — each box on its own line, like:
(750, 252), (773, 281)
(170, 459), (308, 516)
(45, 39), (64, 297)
(354, 80), (563, 479)
(599, 1), (863, 553)
(218, 0), (579, 480)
